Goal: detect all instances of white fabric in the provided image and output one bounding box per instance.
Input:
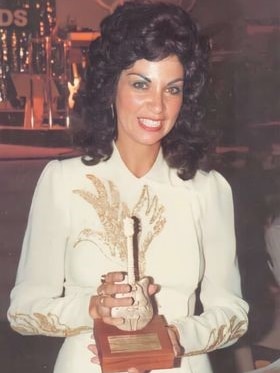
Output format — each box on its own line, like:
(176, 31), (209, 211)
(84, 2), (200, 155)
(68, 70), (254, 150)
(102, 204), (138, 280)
(8, 146), (248, 373)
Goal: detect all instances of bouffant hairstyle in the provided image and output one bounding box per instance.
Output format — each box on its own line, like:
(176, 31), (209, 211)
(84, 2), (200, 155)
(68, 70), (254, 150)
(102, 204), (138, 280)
(74, 0), (210, 180)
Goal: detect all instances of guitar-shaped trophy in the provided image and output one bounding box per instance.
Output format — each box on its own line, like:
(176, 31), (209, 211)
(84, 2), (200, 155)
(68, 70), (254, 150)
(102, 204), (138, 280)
(94, 217), (175, 373)
(111, 217), (153, 331)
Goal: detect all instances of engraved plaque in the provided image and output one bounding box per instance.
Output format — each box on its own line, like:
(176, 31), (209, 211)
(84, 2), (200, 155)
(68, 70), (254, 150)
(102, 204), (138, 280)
(108, 333), (161, 353)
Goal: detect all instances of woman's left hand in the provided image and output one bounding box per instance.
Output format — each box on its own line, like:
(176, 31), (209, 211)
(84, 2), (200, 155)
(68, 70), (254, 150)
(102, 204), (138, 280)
(167, 325), (184, 357)
(87, 344), (147, 373)
(88, 343), (100, 365)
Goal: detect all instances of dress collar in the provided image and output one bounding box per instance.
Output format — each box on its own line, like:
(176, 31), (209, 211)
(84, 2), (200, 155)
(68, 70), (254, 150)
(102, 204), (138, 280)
(110, 142), (172, 184)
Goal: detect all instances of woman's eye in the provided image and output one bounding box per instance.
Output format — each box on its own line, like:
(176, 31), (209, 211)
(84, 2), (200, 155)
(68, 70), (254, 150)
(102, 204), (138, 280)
(166, 86), (182, 95)
(132, 81), (148, 89)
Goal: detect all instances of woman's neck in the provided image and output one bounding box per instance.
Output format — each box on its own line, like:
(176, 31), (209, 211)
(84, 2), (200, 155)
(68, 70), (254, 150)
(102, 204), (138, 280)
(115, 141), (160, 178)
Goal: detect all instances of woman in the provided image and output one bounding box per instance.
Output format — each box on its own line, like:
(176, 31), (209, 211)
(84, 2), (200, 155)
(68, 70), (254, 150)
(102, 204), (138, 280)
(8, 2), (248, 373)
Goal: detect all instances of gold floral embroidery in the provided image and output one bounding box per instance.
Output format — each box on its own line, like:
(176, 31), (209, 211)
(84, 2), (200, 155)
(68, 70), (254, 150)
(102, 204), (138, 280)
(185, 316), (248, 356)
(73, 174), (129, 259)
(73, 175), (166, 275)
(8, 312), (91, 337)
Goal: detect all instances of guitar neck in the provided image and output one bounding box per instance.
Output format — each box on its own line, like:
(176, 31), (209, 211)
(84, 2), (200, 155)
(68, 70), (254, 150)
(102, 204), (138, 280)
(72, 63), (79, 79)
(123, 217), (136, 285)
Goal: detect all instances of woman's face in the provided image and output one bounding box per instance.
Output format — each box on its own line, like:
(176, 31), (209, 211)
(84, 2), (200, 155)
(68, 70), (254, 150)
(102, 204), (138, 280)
(115, 55), (184, 151)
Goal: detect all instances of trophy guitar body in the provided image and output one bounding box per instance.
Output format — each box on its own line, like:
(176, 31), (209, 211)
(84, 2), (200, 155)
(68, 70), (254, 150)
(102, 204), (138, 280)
(94, 217), (175, 373)
(111, 276), (154, 331)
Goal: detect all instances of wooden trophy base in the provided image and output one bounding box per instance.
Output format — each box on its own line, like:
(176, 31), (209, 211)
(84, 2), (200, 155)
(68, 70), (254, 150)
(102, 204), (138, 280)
(94, 315), (175, 373)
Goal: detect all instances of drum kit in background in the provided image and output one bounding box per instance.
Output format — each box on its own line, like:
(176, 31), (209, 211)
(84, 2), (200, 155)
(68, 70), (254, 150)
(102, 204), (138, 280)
(12, 30), (99, 129)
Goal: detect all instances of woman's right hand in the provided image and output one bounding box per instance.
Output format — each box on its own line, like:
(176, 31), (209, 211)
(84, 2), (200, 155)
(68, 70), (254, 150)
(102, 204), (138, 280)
(89, 271), (134, 327)
(89, 271), (158, 327)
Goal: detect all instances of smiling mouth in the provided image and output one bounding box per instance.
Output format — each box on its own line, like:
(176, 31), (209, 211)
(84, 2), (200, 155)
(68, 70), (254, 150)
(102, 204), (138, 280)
(139, 118), (162, 128)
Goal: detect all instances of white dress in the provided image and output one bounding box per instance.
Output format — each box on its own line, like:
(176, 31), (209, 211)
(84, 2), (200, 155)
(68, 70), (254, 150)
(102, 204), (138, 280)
(8, 146), (248, 373)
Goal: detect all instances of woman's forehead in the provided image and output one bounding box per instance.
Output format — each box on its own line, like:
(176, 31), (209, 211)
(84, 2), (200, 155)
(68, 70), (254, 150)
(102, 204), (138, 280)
(122, 56), (184, 79)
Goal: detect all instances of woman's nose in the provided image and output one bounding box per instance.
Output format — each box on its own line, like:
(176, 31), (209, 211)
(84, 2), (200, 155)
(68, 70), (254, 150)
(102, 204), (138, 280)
(147, 91), (165, 114)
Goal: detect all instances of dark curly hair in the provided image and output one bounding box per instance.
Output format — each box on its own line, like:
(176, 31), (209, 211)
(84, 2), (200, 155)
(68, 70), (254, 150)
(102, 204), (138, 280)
(73, 0), (211, 180)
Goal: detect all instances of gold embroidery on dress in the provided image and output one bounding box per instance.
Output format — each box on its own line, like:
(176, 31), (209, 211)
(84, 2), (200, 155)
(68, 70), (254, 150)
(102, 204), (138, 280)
(184, 315), (248, 356)
(8, 312), (91, 337)
(73, 175), (166, 275)
(73, 174), (129, 259)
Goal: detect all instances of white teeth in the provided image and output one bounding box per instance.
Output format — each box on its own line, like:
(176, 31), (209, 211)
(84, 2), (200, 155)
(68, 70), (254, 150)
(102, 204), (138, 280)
(140, 118), (161, 128)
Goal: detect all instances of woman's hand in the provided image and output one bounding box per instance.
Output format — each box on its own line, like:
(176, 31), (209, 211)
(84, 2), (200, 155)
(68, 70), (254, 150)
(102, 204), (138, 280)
(87, 344), (151, 373)
(88, 342), (150, 373)
(89, 271), (158, 327)
(88, 343), (100, 365)
(167, 325), (184, 357)
(89, 271), (132, 327)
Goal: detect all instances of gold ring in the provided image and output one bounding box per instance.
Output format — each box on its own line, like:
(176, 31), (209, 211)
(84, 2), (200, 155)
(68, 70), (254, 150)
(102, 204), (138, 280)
(100, 296), (105, 305)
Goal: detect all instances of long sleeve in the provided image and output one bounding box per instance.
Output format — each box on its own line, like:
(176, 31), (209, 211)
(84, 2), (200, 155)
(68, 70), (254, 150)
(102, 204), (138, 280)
(7, 160), (93, 337)
(171, 170), (249, 356)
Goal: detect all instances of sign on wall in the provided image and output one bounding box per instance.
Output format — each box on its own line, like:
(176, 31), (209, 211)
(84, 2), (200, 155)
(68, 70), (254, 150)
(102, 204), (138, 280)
(0, 8), (28, 27)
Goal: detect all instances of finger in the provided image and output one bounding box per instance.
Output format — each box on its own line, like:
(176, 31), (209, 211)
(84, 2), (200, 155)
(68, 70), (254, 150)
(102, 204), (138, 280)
(104, 272), (126, 283)
(88, 344), (100, 365)
(88, 344), (98, 355)
(128, 368), (146, 373)
(148, 283), (159, 296)
(97, 285), (106, 296)
(167, 326), (183, 357)
(97, 296), (111, 317)
(102, 315), (125, 327)
(98, 283), (132, 297)
(99, 294), (134, 308)
(172, 341), (182, 357)
(89, 295), (112, 319)
(91, 356), (100, 364)
(89, 295), (104, 319)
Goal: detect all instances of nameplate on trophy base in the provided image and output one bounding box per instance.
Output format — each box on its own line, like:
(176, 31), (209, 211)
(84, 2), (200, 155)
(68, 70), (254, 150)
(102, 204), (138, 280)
(94, 315), (175, 373)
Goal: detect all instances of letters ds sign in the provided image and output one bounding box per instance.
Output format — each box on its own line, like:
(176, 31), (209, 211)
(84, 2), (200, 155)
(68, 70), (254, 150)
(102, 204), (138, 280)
(0, 9), (28, 27)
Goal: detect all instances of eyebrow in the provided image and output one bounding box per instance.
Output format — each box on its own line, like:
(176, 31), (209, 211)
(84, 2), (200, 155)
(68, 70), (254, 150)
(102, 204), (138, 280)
(127, 73), (184, 85)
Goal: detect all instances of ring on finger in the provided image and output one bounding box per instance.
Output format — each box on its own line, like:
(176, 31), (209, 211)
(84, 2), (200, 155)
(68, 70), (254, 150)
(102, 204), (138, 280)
(98, 289), (105, 296)
(100, 296), (106, 305)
